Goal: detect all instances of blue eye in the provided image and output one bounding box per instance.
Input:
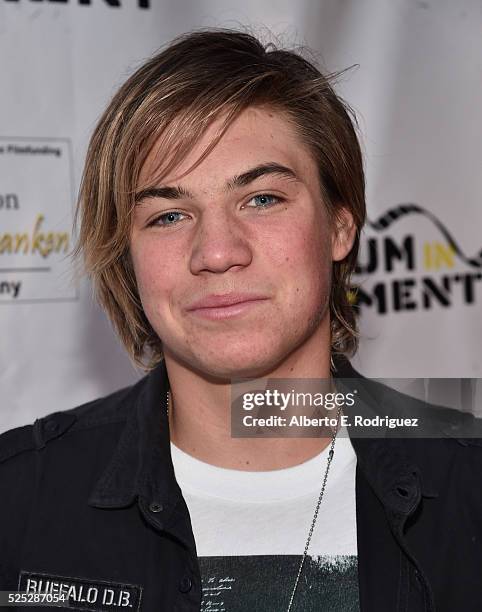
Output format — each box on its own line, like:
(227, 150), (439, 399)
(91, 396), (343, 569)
(148, 211), (185, 227)
(249, 194), (282, 208)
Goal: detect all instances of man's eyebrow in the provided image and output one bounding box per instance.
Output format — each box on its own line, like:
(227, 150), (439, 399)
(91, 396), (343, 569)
(135, 163), (299, 204)
(226, 163), (299, 190)
(135, 185), (194, 204)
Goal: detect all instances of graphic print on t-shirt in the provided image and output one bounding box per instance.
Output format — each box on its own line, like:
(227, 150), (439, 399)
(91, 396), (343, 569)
(199, 554), (359, 612)
(170, 429), (359, 612)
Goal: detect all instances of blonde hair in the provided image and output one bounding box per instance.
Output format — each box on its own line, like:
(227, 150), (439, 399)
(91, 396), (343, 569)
(73, 28), (366, 371)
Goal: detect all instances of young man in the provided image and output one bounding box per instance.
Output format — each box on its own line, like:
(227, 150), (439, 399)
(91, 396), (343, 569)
(1, 29), (480, 612)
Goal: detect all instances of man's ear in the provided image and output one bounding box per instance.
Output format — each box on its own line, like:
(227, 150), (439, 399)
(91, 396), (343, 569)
(331, 206), (357, 262)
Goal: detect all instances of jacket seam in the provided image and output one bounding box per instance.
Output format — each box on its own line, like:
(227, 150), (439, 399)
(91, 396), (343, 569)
(0, 418), (129, 467)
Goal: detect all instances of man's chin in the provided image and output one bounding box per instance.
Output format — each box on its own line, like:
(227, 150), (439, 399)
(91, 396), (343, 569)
(165, 344), (286, 382)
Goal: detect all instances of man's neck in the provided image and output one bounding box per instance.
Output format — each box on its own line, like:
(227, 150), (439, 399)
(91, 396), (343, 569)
(164, 329), (334, 471)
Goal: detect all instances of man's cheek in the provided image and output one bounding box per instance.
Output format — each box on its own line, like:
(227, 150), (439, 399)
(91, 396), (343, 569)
(136, 275), (168, 320)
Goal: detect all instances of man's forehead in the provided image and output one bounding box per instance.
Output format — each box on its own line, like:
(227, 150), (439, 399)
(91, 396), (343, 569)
(137, 106), (314, 190)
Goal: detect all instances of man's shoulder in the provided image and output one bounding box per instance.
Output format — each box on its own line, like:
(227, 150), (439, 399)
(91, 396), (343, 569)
(0, 373), (148, 468)
(357, 375), (482, 496)
(368, 376), (482, 445)
(335, 355), (482, 447)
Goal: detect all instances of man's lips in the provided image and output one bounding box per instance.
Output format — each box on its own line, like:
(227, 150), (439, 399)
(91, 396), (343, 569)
(186, 293), (269, 310)
(186, 293), (270, 320)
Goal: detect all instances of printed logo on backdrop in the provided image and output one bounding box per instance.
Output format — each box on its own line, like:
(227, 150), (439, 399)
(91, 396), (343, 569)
(0, 137), (78, 303)
(351, 204), (482, 314)
(4, 0), (150, 8)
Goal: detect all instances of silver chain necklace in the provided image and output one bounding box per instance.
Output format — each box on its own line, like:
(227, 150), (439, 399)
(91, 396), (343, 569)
(165, 389), (342, 612)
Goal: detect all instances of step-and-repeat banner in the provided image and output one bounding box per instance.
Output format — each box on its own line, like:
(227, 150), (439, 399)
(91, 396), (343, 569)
(1, 0), (481, 431)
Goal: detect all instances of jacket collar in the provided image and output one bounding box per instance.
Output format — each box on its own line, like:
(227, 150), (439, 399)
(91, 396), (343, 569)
(88, 358), (180, 515)
(88, 355), (438, 521)
(333, 355), (439, 516)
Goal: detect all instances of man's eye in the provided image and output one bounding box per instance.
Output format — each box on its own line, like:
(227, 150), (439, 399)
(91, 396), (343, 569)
(248, 194), (283, 208)
(147, 211), (186, 227)
(147, 194), (283, 227)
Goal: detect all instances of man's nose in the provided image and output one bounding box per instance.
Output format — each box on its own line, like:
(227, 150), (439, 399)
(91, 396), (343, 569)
(189, 207), (253, 274)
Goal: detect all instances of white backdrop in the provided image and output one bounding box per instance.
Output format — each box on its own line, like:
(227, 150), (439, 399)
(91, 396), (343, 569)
(1, 0), (481, 432)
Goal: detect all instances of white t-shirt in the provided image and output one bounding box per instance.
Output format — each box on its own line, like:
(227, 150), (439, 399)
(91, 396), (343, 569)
(170, 428), (360, 611)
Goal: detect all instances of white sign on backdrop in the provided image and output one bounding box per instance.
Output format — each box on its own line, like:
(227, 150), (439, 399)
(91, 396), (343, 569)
(0, 137), (76, 303)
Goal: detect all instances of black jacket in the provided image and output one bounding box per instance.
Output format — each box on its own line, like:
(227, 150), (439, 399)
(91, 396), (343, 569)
(1, 357), (481, 611)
